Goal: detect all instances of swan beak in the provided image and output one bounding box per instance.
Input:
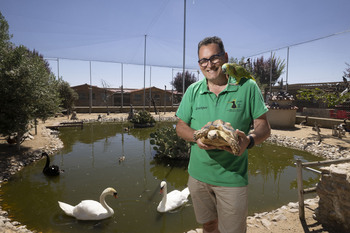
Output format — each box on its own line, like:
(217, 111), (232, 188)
(159, 187), (164, 194)
(113, 192), (118, 198)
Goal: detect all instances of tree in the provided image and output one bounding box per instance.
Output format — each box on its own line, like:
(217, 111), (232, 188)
(297, 64), (350, 107)
(0, 12), (61, 150)
(297, 87), (350, 108)
(170, 70), (198, 93)
(251, 54), (285, 88)
(0, 45), (60, 150)
(57, 78), (78, 116)
(0, 11), (12, 50)
(101, 79), (112, 114)
(344, 62), (350, 79)
(228, 57), (245, 65)
(229, 55), (285, 90)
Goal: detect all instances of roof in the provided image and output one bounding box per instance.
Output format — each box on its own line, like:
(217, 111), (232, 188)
(72, 84), (181, 94)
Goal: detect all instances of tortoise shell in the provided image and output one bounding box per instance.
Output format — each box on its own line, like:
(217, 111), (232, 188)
(193, 119), (240, 155)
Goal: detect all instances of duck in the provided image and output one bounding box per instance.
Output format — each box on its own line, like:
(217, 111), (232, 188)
(340, 119), (350, 133)
(42, 152), (64, 176)
(97, 114), (102, 121)
(6, 135), (17, 144)
(312, 122), (322, 144)
(157, 181), (190, 213)
(299, 116), (308, 127)
(312, 122), (321, 132)
(340, 76), (349, 96)
(118, 155), (125, 163)
(58, 187), (118, 220)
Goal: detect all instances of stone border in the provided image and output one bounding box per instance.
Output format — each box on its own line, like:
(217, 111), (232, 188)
(266, 134), (350, 160)
(0, 126), (64, 233)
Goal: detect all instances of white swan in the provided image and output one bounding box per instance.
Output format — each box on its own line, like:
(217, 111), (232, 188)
(157, 181), (190, 212)
(58, 187), (118, 220)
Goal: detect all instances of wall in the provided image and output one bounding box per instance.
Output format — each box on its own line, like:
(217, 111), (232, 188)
(301, 108), (332, 118)
(73, 106), (179, 113)
(72, 84), (114, 107)
(316, 163), (350, 232)
(295, 116), (347, 129)
(72, 85), (181, 107)
(129, 87), (177, 106)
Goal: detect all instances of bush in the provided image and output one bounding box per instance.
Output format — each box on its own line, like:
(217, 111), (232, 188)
(150, 126), (190, 160)
(129, 110), (155, 125)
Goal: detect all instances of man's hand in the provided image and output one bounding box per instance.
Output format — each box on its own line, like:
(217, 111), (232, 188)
(234, 129), (250, 156)
(215, 130), (250, 156)
(195, 138), (217, 150)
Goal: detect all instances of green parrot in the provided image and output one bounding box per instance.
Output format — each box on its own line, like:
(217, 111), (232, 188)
(222, 63), (255, 84)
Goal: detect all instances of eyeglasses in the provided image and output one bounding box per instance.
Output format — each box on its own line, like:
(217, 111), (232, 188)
(198, 51), (225, 67)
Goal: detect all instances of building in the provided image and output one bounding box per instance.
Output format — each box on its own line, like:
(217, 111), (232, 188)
(72, 84), (181, 108)
(72, 84), (115, 107)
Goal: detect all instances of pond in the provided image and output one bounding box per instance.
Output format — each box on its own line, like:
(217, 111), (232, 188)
(1, 122), (322, 233)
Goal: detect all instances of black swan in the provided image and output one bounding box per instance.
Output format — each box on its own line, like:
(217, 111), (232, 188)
(42, 152), (63, 176)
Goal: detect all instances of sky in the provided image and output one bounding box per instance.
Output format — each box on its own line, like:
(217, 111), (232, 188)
(1, 0), (350, 90)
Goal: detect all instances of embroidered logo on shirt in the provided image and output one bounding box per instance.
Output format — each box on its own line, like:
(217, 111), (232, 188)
(229, 99), (237, 109)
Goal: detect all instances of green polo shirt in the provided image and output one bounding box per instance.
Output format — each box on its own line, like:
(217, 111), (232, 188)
(176, 77), (268, 187)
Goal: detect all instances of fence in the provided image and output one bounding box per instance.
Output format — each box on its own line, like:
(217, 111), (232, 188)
(295, 157), (350, 220)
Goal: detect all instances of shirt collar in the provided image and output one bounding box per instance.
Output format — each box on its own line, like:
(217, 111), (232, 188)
(199, 77), (239, 94)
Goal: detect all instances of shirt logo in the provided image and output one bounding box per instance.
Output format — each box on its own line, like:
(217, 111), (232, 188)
(195, 106), (208, 110)
(229, 99), (237, 109)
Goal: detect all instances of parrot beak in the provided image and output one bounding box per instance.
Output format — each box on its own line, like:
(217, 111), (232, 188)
(221, 63), (227, 74)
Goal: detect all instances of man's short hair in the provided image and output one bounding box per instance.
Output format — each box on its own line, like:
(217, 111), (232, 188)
(198, 36), (225, 55)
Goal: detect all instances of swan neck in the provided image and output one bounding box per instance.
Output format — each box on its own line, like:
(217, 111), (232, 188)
(44, 154), (50, 168)
(100, 193), (113, 213)
(161, 187), (167, 203)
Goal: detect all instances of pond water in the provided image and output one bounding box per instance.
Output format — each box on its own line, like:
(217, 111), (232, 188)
(1, 122), (322, 233)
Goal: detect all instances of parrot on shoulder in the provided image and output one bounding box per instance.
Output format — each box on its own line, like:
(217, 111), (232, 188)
(222, 63), (255, 84)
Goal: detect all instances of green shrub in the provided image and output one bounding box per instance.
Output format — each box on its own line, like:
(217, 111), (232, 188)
(150, 126), (190, 160)
(129, 110), (155, 125)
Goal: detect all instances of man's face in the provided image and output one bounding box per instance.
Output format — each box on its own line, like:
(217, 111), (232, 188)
(198, 43), (228, 81)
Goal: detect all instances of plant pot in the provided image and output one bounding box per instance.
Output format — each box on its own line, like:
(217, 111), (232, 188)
(266, 109), (297, 129)
(267, 100), (293, 109)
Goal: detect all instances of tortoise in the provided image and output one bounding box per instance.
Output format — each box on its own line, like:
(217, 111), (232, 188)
(193, 119), (240, 155)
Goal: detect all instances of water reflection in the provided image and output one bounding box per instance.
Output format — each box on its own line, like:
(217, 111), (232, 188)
(1, 122), (322, 233)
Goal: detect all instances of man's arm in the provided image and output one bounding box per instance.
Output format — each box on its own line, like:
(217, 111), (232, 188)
(235, 113), (271, 154)
(176, 119), (196, 142)
(250, 113), (271, 145)
(176, 118), (219, 150)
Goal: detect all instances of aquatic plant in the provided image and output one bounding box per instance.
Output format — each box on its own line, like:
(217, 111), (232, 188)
(129, 110), (155, 127)
(150, 126), (190, 160)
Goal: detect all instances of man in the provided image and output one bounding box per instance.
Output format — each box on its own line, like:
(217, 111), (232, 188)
(176, 36), (271, 233)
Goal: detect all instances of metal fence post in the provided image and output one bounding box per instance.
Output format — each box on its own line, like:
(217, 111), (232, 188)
(296, 159), (305, 220)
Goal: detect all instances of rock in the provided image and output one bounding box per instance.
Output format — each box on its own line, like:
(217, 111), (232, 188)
(272, 214), (287, 222)
(261, 219), (271, 229)
(287, 202), (299, 209)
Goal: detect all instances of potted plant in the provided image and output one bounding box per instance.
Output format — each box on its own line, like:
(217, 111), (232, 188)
(266, 91), (298, 128)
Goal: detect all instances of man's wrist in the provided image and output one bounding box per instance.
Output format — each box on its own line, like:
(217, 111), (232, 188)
(247, 135), (255, 149)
